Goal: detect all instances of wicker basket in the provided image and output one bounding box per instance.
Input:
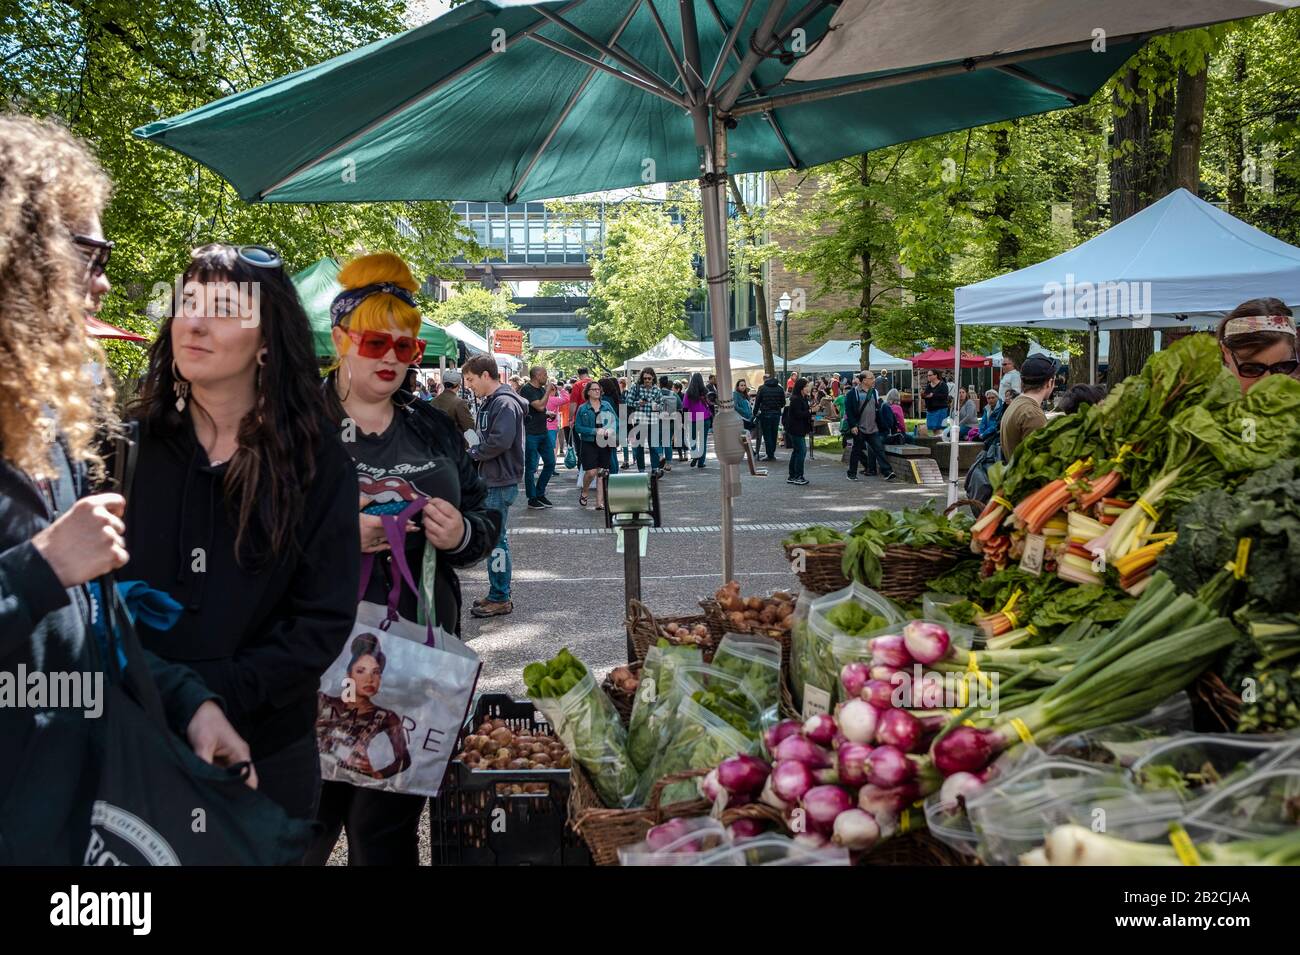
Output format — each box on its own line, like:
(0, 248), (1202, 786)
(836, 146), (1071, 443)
(568, 765), (783, 866)
(626, 599), (724, 665)
(601, 661), (642, 726)
(861, 830), (979, 866)
(698, 597), (793, 668)
(783, 499), (979, 600)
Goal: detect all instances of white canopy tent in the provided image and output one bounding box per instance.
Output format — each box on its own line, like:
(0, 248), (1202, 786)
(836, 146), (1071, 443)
(616, 334), (762, 374)
(787, 340), (911, 373)
(688, 338), (778, 369)
(947, 187), (1300, 503)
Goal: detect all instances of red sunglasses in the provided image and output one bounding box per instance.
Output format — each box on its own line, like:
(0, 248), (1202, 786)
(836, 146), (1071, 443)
(347, 329), (426, 363)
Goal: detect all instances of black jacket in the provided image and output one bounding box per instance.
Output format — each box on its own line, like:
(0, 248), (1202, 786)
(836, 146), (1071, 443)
(785, 395), (814, 437)
(339, 392), (501, 633)
(0, 439), (216, 863)
(122, 414), (360, 759)
(754, 380), (787, 414)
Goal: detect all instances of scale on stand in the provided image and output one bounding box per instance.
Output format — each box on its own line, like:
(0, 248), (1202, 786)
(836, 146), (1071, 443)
(601, 472), (662, 661)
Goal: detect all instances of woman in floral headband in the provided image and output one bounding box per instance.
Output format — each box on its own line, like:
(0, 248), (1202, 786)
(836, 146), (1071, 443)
(1217, 298), (1299, 393)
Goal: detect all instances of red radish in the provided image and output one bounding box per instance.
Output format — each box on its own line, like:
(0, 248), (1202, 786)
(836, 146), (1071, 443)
(802, 785), (854, 834)
(910, 672), (946, 709)
(803, 713), (838, 747)
(870, 634), (912, 668)
(932, 725), (1003, 775)
(840, 661), (871, 699)
(698, 768), (724, 803)
(771, 760), (817, 804)
(857, 781), (918, 819)
(938, 771), (986, 811)
(727, 819), (765, 841)
(773, 734), (832, 768)
(865, 744), (916, 787)
(860, 679), (896, 709)
(836, 698), (879, 744)
(763, 719), (803, 753)
(831, 808), (881, 851)
(876, 707), (923, 752)
(871, 664), (902, 683)
(836, 742), (874, 787)
(902, 620), (951, 665)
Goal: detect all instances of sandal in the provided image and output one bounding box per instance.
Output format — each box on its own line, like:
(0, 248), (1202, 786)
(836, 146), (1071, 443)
(579, 494), (589, 507)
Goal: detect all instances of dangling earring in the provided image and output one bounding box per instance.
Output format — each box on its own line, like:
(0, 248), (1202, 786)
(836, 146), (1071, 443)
(172, 359), (190, 413)
(338, 361), (353, 402)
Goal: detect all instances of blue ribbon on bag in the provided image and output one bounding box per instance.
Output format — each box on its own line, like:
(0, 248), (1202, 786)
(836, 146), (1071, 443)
(87, 580), (185, 672)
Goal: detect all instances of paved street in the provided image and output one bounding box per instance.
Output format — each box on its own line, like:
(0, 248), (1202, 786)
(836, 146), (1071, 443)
(459, 441), (945, 695)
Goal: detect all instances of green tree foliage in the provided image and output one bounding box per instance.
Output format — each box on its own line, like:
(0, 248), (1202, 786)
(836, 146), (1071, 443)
(1, 0), (482, 384)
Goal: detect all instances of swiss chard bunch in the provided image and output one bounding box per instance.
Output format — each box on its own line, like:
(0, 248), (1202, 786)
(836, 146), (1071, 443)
(524, 648), (587, 698)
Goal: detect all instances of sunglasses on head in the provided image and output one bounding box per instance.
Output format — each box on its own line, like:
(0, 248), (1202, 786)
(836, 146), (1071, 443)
(72, 234), (113, 277)
(347, 329), (427, 363)
(192, 243), (283, 270)
(1229, 350), (1300, 379)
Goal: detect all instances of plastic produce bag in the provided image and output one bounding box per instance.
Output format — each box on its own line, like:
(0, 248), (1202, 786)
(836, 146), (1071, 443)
(692, 834), (851, 866)
(710, 633), (782, 716)
(626, 641), (703, 773)
(791, 582), (903, 716)
(1130, 732), (1300, 799)
(617, 817), (727, 865)
(1178, 759), (1300, 844)
(920, 592), (979, 650)
(531, 670), (638, 808)
(1043, 693), (1194, 768)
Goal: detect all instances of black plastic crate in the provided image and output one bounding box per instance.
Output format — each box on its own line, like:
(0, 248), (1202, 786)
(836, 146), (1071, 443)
(432, 694), (590, 866)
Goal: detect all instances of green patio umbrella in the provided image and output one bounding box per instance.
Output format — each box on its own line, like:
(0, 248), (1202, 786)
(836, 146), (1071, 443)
(291, 256), (457, 365)
(136, 0), (1290, 577)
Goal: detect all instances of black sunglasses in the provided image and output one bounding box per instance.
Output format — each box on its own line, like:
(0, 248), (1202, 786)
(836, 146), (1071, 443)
(72, 234), (113, 277)
(1229, 350), (1300, 379)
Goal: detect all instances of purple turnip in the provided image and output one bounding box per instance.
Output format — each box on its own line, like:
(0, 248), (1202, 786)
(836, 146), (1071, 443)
(836, 742), (874, 787)
(773, 734), (832, 769)
(803, 712), (838, 747)
(902, 620), (951, 665)
(727, 818), (766, 841)
(698, 768), (724, 804)
(645, 817), (694, 851)
(875, 707), (923, 752)
(865, 744), (916, 788)
(840, 661), (871, 699)
(717, 753), (771, 795)
(771, 759), (817, 804)
(932, 725), (1002, 776)
(938, 771), (986, 812)
(836, 698), (879, 744)
(802, 785), (854, 834)
(762, 719), (804, 754)
(831, 808), (881, 851)
(860, 678), (896, 709)
(870, 634), (912, 668)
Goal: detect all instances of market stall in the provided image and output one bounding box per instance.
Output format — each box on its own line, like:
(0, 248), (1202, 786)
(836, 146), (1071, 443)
(436, 332), (1300, 866)
(615, 333), (766, 380)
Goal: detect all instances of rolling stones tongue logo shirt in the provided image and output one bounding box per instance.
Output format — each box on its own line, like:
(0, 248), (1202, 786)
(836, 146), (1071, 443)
(350, 411), (462, 616)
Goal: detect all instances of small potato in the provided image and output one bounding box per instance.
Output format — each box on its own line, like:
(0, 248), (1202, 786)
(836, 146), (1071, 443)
(531, 752), (553, 765)
(495, 747), (511, 760)
(745, 596), (762, 611)
(489, 756), (511, 769)
(489, 726), (513, 745)
(557, 753), (572, 768)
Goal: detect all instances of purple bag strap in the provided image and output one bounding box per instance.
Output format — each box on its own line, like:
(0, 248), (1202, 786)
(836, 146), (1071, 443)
(357, 496), (438, 646)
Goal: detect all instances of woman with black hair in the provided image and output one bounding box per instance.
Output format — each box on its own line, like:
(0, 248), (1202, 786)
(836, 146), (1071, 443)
(681, 372), (713, 468)
(315, 633), (410, 780)
(598, 376), (623, 474)
(124, 243), (360, 822)
(785, 378), (813, 486)
(1217, 298), (1299, 393)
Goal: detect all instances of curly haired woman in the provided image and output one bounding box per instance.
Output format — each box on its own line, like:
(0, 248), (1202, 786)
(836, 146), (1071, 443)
(0, 115), (249, 863)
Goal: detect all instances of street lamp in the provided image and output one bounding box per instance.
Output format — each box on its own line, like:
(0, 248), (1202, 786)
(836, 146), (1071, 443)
(775, 291), (791, 385)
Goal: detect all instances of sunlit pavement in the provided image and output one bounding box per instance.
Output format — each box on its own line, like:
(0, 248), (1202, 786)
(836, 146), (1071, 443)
(459, 442), (945, 696)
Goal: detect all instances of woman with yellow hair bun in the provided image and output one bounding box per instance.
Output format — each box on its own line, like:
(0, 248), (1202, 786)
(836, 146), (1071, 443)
(309, 252), (499, 866)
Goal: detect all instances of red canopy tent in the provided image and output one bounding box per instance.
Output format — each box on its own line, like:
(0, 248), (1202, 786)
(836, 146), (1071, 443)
(909, 348), (990, 368)
(85, 315), (148, 343)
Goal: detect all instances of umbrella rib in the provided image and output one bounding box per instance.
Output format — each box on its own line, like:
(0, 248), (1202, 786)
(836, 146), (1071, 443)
(527, 33), (689, 109)
(530, 5), (680, 100)
(703, 0), (755, 101)
(643, 0), (694, 102)
(995, 64), (1085, 105)
(715, 0), (788, 113)
(703, 0), (799, 169)
(506, 0), (644, 202)
(256, 0), (591, 200)
(731, 29), (1167, 116)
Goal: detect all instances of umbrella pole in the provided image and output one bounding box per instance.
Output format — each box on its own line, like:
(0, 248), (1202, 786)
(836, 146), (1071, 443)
(1088, 322), (1097, 385)
(947, 325), (962, 506)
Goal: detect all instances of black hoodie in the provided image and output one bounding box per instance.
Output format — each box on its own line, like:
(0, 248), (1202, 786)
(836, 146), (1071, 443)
(0, 438), (217, 863)
(754, 378), (787, 414)
(122, 415), (360, 759)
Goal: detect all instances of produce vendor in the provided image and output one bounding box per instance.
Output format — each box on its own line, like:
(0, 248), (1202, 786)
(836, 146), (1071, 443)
(999, 353), (1057, 460)
(1217, 299), (1299, 393)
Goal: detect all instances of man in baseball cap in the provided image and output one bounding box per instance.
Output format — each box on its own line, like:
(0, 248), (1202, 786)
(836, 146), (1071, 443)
(999, 353), (1057, 460)
(432, 368), (475, 434)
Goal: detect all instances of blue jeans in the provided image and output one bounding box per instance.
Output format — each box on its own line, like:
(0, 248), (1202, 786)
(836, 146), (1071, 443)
(788, 434), (806, 480)
(759, 412), (780, 458)
(926, 409), (947, 432)
(633, 443), (661, 471)
(690, 418), (710, 464)
(484, 484), (517, 603)
(524, 431), (556, 499)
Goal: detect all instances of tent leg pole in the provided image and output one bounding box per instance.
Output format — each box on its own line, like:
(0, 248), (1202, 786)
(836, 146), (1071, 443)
(947, 325), (962, 507)
(1089, 324), (1097, 385)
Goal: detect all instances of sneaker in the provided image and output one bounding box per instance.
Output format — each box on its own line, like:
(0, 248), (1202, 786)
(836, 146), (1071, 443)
(537, 495), (555, 508)
(527, 498), (546, 509)
(793, 477), (810, 486)
(786, 477), (798, 484)
(884, 472), (899, 482)
(471, 600), (513, 618)
(471, 597), (487, 608)
(846, 473), (859, 481)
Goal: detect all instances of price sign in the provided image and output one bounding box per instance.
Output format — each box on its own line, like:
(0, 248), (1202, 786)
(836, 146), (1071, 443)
(1019, 533), (1047, 576)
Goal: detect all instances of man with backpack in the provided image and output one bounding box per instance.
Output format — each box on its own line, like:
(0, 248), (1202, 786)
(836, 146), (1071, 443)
(843, 372), (898, 482)
(753, 376), (787, 461)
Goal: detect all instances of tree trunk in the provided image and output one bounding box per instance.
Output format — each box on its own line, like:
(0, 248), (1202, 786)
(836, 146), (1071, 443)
(1067, 331), (1094, 386)
(1227, 45), (1248, 216)
(727, 174), (775, 378)
(859, 154), (872, 371)
(1167, 63), (1208, 194)
(992, 127), (1020, 270)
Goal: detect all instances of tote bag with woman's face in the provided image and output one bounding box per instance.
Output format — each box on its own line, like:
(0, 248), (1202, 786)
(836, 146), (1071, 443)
(315, 498), (480, 798)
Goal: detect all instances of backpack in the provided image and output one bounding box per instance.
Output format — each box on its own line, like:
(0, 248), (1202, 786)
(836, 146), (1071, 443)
(875, 393), (897, 435)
